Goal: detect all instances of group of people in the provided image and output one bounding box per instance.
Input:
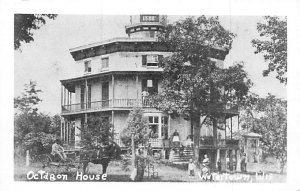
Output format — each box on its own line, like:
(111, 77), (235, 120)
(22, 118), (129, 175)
(171, 129), (194, 148)
(187, 154), (211, 177)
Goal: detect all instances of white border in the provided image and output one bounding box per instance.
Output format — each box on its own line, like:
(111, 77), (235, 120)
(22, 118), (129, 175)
(1, 0), (300, 191)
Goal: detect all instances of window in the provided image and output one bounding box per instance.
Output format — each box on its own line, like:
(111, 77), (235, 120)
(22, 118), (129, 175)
(148, 116), (159, 138)
(101, 57), (109, 70)
(142, 55), (163, 67)
(147, 55), (158, 66)
(149, 31), (155, 38)
(142, 79), (158, 96)
(84, 61), (91, 73)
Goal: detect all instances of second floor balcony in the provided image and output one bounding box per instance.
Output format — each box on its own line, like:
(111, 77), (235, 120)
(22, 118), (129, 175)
(199, 136), (239, 149)
(61, 99), (153, 114)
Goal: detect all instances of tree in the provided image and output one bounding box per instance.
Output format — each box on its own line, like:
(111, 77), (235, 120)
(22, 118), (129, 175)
(151, 16), (252, 162)
(14, 80), (42, 114)
(240, 94), (287, 173)
(120, 107), (149, 147)
(78, 115), (113, 149)
(14, 82), (61, 157)
(14, 14), (57, 50)
(120, 108), (149, 181)
(252, 16), (287, 84)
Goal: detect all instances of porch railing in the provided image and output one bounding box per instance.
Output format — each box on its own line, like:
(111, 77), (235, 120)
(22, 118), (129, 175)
(62, 99), (152, 114)
(199, 136), (239, 148)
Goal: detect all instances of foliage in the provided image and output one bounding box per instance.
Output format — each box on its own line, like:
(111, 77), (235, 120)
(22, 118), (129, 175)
(14, 14), (57, 50)
(151, 16), (251, 132)
(14, 80), (42, 114)
(120, 108), (149, 147)
(153, 16), (251, 118)
(78, 115), (113, 149)
(14, 82), (61, 156)
(252, 16), (287, 84)
(240, 94), (287, 173)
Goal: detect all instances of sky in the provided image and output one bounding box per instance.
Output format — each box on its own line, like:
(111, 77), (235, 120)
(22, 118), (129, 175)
(14, 15), (287, 115)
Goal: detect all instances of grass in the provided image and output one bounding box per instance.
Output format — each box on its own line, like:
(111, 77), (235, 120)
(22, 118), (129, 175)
(14, 158), (286, 182)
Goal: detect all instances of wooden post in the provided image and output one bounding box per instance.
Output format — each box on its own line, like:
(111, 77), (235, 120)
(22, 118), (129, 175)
(136, 74), (139, 105)
(62, 122), (65, 142)
(131, 133), (135, 168)
(61, 84), (63, 107)
(60, 118), (63, 141)
(168, 115), (171, 139)
(224, 118), (227, 140)
(66, 122), (69, 143)
(112, 111), (115, 141)
(231, 117), (233, 140)
(26, 150), (30, 166)
(237, 115), (240, 131)
(158, 115), (162, 139)
(85, 79), (88, 110)
(64, 87), (67, 106)
(69, 122), (72, 143)
(112, 75), (115, 107)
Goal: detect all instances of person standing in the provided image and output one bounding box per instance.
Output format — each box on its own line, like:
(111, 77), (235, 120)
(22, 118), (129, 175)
(141, 89), (149, 106)
(172, 129), (180, 147)
(188, 159), (196, 176)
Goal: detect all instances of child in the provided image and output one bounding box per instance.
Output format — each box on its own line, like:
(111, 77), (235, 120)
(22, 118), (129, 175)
(188, 159), (196, 176)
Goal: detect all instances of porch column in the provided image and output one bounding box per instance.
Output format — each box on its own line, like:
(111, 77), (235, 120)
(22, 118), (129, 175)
(60, 118), (63, 140)
(237, 115), (240, 131)
(224, 118), (227, 140)
(62, 121), (65, 142)
(112, 75), (115, 107)
(85, 79), (88, 109)
(112, 110), (115, 141)
(69, 122), (72, 143)
(68, 91), (71, 106)
(64, 87), (67, 106)
(66, 121), (69, 143)
(61, 84), (63, 107)
(158, 115), (162, 139)
(216, 148), (220, 169)
(231, 117), (233, 140)
(168, 115), (171, 139)
(136, 74), (139, 105)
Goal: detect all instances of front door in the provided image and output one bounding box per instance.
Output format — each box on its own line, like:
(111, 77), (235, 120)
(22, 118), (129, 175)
(102, 82), (109, 107)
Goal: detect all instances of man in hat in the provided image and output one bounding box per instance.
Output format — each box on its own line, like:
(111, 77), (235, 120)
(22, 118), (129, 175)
(51, 139), (67, 162)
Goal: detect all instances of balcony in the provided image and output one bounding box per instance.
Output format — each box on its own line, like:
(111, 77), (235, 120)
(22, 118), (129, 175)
(199, 136), (239, 148)
(61, 99), (153, 114)
(207, 102), (239, 117)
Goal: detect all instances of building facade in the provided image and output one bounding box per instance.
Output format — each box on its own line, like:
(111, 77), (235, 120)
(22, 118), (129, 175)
(60, 15), (240, 171)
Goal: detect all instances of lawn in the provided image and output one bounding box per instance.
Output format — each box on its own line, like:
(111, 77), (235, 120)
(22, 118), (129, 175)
(14, 159), (286, 182)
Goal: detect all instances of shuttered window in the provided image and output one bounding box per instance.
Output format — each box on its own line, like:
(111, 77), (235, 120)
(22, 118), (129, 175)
(142, 55), (147, 67)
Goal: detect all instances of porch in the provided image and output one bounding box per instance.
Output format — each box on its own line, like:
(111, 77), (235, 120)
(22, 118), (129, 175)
(61, 99), (153, 114)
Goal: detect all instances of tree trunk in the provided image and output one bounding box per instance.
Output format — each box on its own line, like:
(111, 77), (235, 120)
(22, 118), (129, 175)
(212, 118), (218, 147)
(193, 115), (200, 164)
(212, 117), (218, 170)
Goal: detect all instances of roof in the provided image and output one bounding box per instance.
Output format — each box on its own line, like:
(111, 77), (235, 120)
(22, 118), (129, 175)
(69, 37), (157, 53)
(243, 132), (262, 138)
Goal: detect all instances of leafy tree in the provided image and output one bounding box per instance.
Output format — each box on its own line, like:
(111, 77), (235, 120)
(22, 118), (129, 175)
(14, 14), (57, 50)
(151, 16), (252, 162)
(120, 107), (149, 147)
(78, 115), (113, 149)
(14, 80), (42, 114)
(252, 16), (287, 84)
(120, 108), (150, 181)
(240, 94), (287, 173)
(14, 82), (60, 157)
